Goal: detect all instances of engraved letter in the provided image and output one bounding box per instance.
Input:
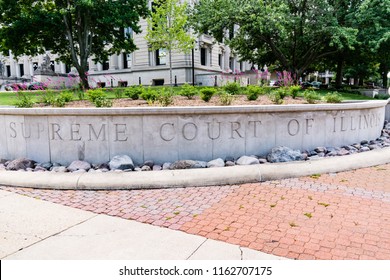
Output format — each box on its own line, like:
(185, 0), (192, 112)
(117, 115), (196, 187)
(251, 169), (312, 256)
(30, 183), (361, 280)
(305, 119), (314, 135)
(71, 124), (82, 141)
(182, 122), (198, 141)
(350, 116), (357, 131)
(287, 119), (300, 136)
(248, 121), (262, 138)
(37, 123), (44, 139)
(51, 123), (63, 140)
(207, 121), (221, 140)
(230, 122), (243, 139)
(9, 122), (17, 138)
(21, 123), (31, 139)
(89, 124), (106, 141)
(114, 124), (128, 141)
(160, 123), (175, 142)
(341, 117), (347, 131)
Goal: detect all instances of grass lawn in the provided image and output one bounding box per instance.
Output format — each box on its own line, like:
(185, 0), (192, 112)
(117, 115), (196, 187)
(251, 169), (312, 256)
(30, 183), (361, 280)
(0, 86), (375, 106)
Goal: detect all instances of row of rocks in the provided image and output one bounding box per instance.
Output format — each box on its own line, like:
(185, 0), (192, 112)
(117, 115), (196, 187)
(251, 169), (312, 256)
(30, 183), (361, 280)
(1, 122), (389, 173)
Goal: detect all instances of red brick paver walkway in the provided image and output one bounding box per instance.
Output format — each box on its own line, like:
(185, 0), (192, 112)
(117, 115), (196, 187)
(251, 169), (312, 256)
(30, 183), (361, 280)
(1, 163), (390, 260)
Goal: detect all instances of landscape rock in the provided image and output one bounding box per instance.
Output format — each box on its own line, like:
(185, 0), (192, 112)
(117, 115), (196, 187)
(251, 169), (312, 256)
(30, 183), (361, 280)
(236, 156), (260, 165)
(0, 164), (5, 170)
(109, 155), (134, 170)
(38, 162), (53, 170)
(143, 160), (154, 168)
(93, 163), (110, 170)
(170, 160), (197, 170)
(67, 160), (91, 172)
(51, 166), (68, 173)
(34, 166), (47, 172)
(361, 140), (369, 145)
(225, 161), (235, 167)
(314, 147), (327, 153)
(266, 146), (304, 163)
(258, 158), (268, 164)
(6, 158), (36, 171)
(193, 161), (207, 168)
(153, 165), (162, 171)
(162, 162), (172, 170)
(141, 165), (151, 171)
(360, 147), (370, 152)
(225, 156), (235, 162)
(207, 158), (225, 168)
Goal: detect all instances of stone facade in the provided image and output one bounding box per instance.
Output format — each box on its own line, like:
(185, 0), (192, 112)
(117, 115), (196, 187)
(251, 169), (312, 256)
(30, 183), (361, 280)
(0, 101), (386, 165)
(0, 1), (255, 88)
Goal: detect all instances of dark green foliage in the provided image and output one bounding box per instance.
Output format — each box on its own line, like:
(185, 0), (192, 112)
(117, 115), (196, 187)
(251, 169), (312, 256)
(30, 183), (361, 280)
(140, 87), (158, 103)
(304, 90), (321, 104)
(246, 85), (265, 101)
(179, 83), (198, 99)
(14, 92), (35, 108)
(289, 86), (301, 99)
(223, 82), (241, 95)
(157, 88), (174, 107)
(323, 92), (342, 103)
(124, 86), (144, 100)
(200, 87), (217, 102)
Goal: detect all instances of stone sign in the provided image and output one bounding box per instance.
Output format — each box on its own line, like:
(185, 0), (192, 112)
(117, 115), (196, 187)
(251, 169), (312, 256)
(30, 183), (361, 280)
(0, 101), (387, 165)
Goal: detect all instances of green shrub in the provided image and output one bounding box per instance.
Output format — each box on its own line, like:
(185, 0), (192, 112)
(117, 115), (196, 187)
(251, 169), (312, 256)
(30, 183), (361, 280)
(112, 88), (124, 99)
(86, 89), (106, 103)
(289, 85), (301, 99)
(304, 90), (321, 104)
(124, 86), (143, 100)
(157, 88), (173, 107)
(140, 87), (158, 104)
(59, 91), (74, 102)
(374, 93), (390, 100)
(223, 82), (241, 95)
(246, 85), (266, 101)
(276, 87), (290, 99)
(15, 92), (35, 108)
(40, 91), (57, 105)
(268, 91), (283, 104)
(323, 92), (342, 103)
(179, 83), (198, 99)
(200, 88), (216, 102)
(219, 92), (235, 105)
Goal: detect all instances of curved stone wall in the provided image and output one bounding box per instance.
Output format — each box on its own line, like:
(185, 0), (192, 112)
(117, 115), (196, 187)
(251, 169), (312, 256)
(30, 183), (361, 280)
(0, 100), (387, 165)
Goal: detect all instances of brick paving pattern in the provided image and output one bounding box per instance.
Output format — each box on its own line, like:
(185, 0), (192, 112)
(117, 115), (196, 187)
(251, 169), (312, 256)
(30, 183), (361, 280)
(1, 163), (390, 260)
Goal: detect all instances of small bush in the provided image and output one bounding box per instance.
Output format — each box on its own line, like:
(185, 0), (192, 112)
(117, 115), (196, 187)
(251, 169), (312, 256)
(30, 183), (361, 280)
(140, 87), (158, 104)
(304, 90), (321, 104)
(124, 86), (143, 100)
(86, 89), (106, 103)
(59, 91), (74, 102)
(246, 85), (266, 101)
(40, 91), (57, 105)
(180, 83), (198, 99)
(323, 92), (342, 103)
(374, 93), (390, 100)
(268, 91), (283, 104)
(289, 85), (301, 99)
(112, 88), (124, 99)
(14, 92), (35, 108)
(157, 88), (173, 107)
(219, 92), (235, 105)
(223, 82), (241, 95)
(200, 87), (216, 102)
(276, 87), (290, 99)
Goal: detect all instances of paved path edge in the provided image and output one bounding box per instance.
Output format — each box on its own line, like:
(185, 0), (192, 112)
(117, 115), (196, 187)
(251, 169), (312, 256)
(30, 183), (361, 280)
(0, 147), (389, 190)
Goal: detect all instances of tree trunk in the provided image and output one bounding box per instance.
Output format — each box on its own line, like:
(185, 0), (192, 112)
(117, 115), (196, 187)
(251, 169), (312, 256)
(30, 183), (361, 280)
(381, 63), (388, 88)
(335, 57), (344, 88)
(169, 49), (173, 90)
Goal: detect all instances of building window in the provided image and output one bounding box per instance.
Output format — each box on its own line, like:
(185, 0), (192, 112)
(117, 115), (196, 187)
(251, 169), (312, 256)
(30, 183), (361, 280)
(156, 49), (166, 65)
(229, 57), (234, 71)
(103, 61), (109, 70)
(6, 65), (11, 77)
(240, 61), (244, 72)
(200, 47), (207, 66)
(118, 81), (128, 87)
(123, 53), (132, 69)
(33, 62), (38, 72)
(19, 64), (24, 77)
(218, 54), (222, 68)
(97, 82), (106, 88)
(65, 64), (71, 73)
(124, 27), (133, 39)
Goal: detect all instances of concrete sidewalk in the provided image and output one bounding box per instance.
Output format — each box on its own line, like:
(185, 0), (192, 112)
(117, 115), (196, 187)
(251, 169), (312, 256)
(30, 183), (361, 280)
(0, 190), (285, 260)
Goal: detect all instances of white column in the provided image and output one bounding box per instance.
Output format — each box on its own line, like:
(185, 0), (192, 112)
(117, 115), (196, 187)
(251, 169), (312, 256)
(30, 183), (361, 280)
(97, 63), (103, 71)
(23, 56), (31, 78)
(9, 51), (16, 77)
(60, 62), (66, 74)
(109, 54), (118, 70)
(118, 53), (124, 70)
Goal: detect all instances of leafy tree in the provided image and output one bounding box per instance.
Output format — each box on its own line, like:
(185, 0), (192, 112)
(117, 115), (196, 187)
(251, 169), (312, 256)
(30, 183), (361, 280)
(0, 0), (149, 89)
(190, 0), (357, 82)
(145, 0), (195, 89)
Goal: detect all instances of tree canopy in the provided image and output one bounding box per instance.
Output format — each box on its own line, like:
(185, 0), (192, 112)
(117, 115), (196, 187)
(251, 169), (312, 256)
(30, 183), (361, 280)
(190, 0), (358, 81)
(0, 0), (149, 89)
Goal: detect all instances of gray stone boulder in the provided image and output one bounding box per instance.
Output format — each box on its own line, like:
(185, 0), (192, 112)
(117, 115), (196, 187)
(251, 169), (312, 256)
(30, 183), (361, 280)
(266, 146), (304, 163)
(153, 165), (162, 171)
(67, 160), (91, 172)
(6, 158), (36, 171)
(109, 155), (134, 170)
(162, 162), (172, 170)
(236, 156), (260, 165)
(193, 161), (207, 168)
(51, 166), (68, 173)
(207, 158), (225, 168)
(170, 160), (198, 170)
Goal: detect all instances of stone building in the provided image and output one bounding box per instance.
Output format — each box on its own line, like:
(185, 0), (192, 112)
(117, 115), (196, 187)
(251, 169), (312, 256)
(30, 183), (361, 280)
(0, 1), (256, 89)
